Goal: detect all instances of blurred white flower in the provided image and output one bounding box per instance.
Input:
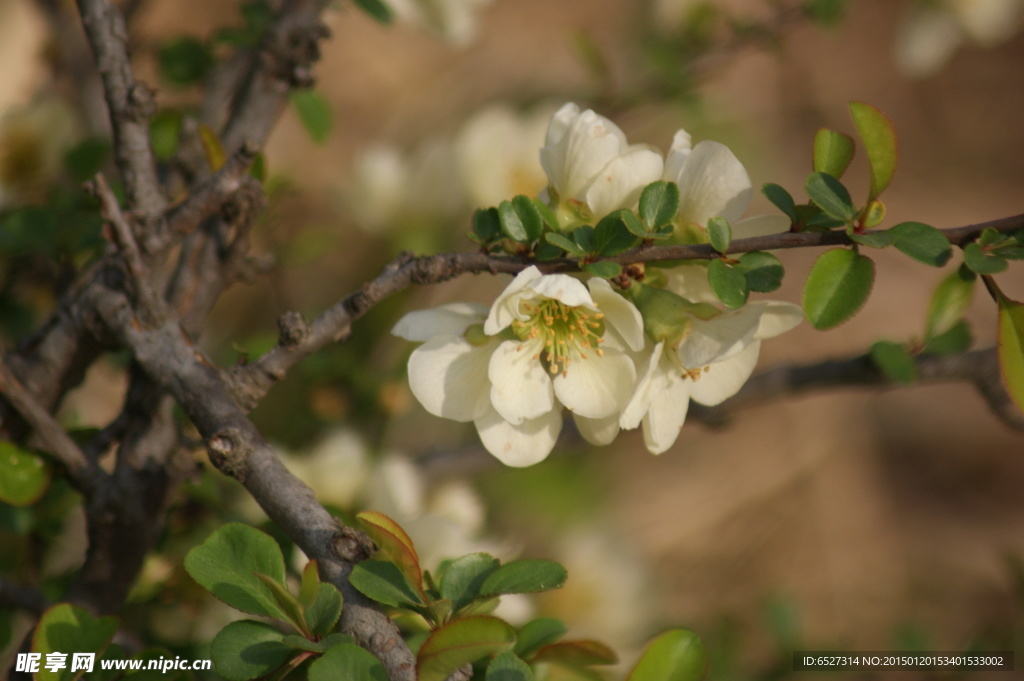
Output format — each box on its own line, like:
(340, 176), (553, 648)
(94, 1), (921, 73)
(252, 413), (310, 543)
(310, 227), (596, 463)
(896, 0), (1024, 77)
(281, 428), (373, 509)
(0, 96), (78, 208)
(386, 0), (494, 46)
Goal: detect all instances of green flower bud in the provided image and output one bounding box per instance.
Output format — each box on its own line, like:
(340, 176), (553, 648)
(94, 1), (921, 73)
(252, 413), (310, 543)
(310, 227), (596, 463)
(623, 281), (720, 347)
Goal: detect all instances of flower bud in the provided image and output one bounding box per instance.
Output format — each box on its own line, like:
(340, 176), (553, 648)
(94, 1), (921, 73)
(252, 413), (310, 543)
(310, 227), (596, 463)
(622, 281), (719, 347)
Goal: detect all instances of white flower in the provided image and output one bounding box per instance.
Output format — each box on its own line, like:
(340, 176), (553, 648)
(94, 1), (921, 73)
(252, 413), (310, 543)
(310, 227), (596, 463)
(386, 0), (494, 46)
(0, 96), (78, 208)
(896, 0), (1023, 77)
(540, 103), (664, 223)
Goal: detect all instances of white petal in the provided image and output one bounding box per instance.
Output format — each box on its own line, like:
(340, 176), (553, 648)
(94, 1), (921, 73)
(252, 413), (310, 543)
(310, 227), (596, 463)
(671, 140), (752, 226)
(677, 304), (762, 368)
(732, 214), (791, 239)
(544, 102), (581, 147)
(663, 129), (694, 181)
(955, 0), (1023, 45)
(393, 302), (489, 341)
(528, 272), (596, 309)
(663, 264), (717, 305)
(484, 266), (543, 334)
(620, 343), (665, 430)
(554, 349), (635, 419)
(589, 277), (645, 351)
(407, 336), (494, 421)
(540, 108), (630, 201)
(895, 5), (963, 77)
(751, 301), (804, 339)
(583, 145), (665, 216)
(642, 354), (691, 455)
(689, 340), (760, 406)
(475, 406), (562, 467)
(573, 412), (620, 446)
(489, 340), (555, 424)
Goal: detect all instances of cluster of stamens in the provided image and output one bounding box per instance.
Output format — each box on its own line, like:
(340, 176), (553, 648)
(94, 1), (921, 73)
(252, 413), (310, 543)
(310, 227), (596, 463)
(512, 299), (605, 377)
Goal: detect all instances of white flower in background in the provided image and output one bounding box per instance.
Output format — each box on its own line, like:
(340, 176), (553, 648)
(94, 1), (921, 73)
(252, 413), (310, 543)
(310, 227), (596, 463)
(896, 0), (1024, 77)
(540, 103), (664, 226)
(280, 429), (372, 508)
(0, 96), (78, 208)
(385, 0), (494, 46)
(454, 103), (555, 207)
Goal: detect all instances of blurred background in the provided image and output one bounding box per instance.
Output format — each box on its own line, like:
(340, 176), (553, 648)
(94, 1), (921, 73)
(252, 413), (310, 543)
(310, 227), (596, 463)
(3, 0), (1024, 678)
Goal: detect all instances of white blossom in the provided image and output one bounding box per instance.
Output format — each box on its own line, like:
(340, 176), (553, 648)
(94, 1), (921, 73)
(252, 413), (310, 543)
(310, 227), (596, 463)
(385, 0), (494, 46)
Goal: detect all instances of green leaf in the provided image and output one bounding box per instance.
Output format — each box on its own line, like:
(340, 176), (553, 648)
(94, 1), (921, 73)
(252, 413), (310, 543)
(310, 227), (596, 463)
(583, 261), (623, 279)
(472, 208), (502, 243)
(210, 620), (293, 681)
(619, 210), (645, 239)
(353, 0), (393, 24)
(308, 643), (389, 681)
(514, 618), (568, 658)
(812, 128), (855, 179)
(707, 259), (749, 309)
(573, 225), (596, 253)
(924, 319), (973, 355)
(65, 138), (111, 183)
(849, 101), (898, 200)
(0, 442), (50, 506)
(627, 629), (708, 681)
(889, 222), (952, 267)
(299, 560), (320, 609)
(545, 232), (586, 256)
(487, 651), (535, 681)
(533, 640), (618, 667)
(149, 109), (183, 160)
(158, 37), (213, 86)
(198, 123), (226, 172)
(761, 183), (798, 223)
(349, 560), (425, 607)
(184, 523), (288, 619)
(479, 559), (568, 597)
(304, 581), (344, 638)
(417, 616), (516, 681)
(925, 268), (976, 338)
(849, 230), (897, 249)
(996, 286), (1024, 415)
(639, 181), (680, 230)
(32, 604), (118, 681)
(439, 553), (500, 613)
(356, 510), (424, 599)
(255, 572), (308, 634)
(805, 172), (856, 222)
(512, 195), (544, 243)
(806, 0), (847, 25)
(290, 89), (333, 144)
(533, 199), (560, 231)
(964, 242), (1008, 274)
(862, 199), (886, 227)
(498, 199), (533, 243)
(707, 217), (731, 254)
(593, 211), (639, 256)
(870, 340), (917, 385)
(734, 251), (784, 292)
(282, 632), (353, 653)
(802, 248), (875, 330)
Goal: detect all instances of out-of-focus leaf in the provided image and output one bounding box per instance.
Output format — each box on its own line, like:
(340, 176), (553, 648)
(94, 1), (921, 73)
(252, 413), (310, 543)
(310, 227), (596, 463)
(849, 101), (898, 200)
(627, 629), (708, 681)
(870, 340), (917, 385)
(812, 128), (855, 179)
(417, 616), (516, 681)
(291, 89), (333, 144)
(0, 442), (50, 506)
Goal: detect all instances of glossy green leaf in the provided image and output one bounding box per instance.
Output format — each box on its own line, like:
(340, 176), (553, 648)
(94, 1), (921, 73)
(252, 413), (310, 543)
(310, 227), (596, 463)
(805, 172), (856, 222)
(356, 510), (424, 598)
(889, 222), (952, 267)
(532, 198), (559, 231)
(639, 181), (680, 230)
(472, 208), (502, 243)
(583, 261), (622, 279)
(594, 211), (639, 256)
(544, 232), (586, 256)
(734, 251), (784, 292)
(304, 581), (343, 638)
(349, 560), (425, 607)
(184, 523), (288, 619)
(533, 640), (618, 667)
(417, 616), (516, 681)
(924, 319), (973, 355)
(514, 618), (568, 658)
(291, 89), (333, 144)
(707, 217), (731, 254)
(870, 340), (917, 385)
(299, 560), (320, 609)
(573, 225), (596, 253)
(439, 553), (500, 612)
(513, 195), (544, 243)
(627, 629), (708, 681)
(761, 183), (798, 223)
(707, 259), (749, 309)
(812, 128), (855, 179)
(210, 620), (293, 681)
(849, 101), (898, 200)
(0, 442), (50, 506)
(849, 229), (897, 249)
(497, 199), (528, 242)
(255, 572), (307, 633)
(32, 604), (118, 681)
(158, 37), (213, 86)
(964, 242), (1008, 274)
(354, 0), (393, 24)
(802, 248), (875, 330)
(996, 287), (1024, 415)
(925, 268), (976, 338)
(309, 643), (389, 681)
(479, 559), (568, 597)
(487, 651), (535, 681)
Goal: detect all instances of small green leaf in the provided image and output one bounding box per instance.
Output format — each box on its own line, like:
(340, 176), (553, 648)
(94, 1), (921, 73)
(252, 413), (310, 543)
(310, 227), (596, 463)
(198, 123), (226, 173)
(487, 651), (535, 681)
(149, 109), (183, 160)
(291, 89), (333, 144)
(514, 618), (568, 658)
(479, 560), (568, 597)
(593, 211), (639, 256)
(889, 222), (952, 267)
(499, 200), (529, 243)
(924, 319), (973, 355)
(925, 268), (976, 338)
(439, 553), (499, 613)
(583, 261), (623, 279)
(627, 629), (708, 681)
(417, 616), (516, 681)
(639, 181), (680, 230)
(299, 560), (320, 609)
(255, 572), (308, 633)
(996, 287), (1024, 415)
(707, 217), (731, 254)
(65, 138), (111, 183)
(761, 183), (798, 223)
(304, 581), (343, 638)
(544, 232), (586, 256)
(862, 199), (886, 227)
(533, 199), (560, 231)
(805, 172), (856, 222)
(184, 523), (288, 619)
(533, 640), (618, 667)
(210, 620), (293, 681)
(849, 230), (897, 249)
(870, 340), (917, 385)
(979, 227), (1007, 247)
(512, 195), (544, 243)
(32, 604), (118, 681)
(734, 251), (784, 292)
(707, 259), (749, 309)
(849, 101), (898, 200)
(282, 632), (353, 653)
(308, 643), (389, 681)
(353, 0), (393, 24)
(806, 0), (847, 25)
(964, 242), (1008, 274)
(356, 510), (424, 599)
(0, 442), (50, 506)
(573, 225), (596, 253)
(249, 152), (267, 183)
(802, 248), (875, 330)
(812, 128), (855, 179)
(620, 210), (645, 239)
(472, 208), (502, 243)
(349, 560), (425, 607)
(158, 37), (213, 86)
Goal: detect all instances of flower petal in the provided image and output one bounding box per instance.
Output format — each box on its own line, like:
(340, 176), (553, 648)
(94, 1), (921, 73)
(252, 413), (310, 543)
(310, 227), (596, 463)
(732, 214), (791, 239)
(589, 277), (645, 351)
(641, 353), (691, 455)
(620, 342), (664, 430)
(484, 266), (543, 334)
(670, 140), (752, 226)
(689, 340), (760, 406)
(475, 406), (562, 467)
(489, 339), (555, 424)
(662, 129), (693, 181)
(554, 348), (635, 419)
(573, 412), (620, 446)
(583, 145), (665, 217)
(528, 272), (596, 309)
(408, 335), (494, 421)
(677, 304), (763, 368)
(751, 301), (804, 339)
(541, 108), (630, 201)
(393, 302), (489, 341)
(663, 263), (717, 305)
